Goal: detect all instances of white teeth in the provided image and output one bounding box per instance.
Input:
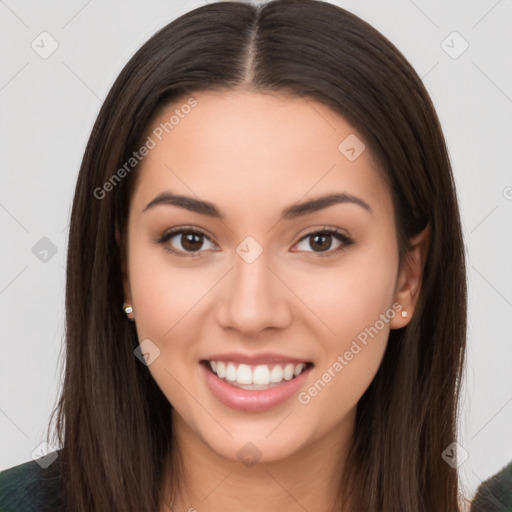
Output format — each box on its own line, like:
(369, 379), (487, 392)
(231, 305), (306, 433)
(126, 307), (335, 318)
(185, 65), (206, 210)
(270, 365), (283, 383)
(225, 362), (237, 381)
(236, 364), (253, 385)
(283, 363), (294, 381)
(207, 360), (309, 386)
(216, 361), (226, 379)
(253, 365), (271, 385)
(294, 363), (305, 376)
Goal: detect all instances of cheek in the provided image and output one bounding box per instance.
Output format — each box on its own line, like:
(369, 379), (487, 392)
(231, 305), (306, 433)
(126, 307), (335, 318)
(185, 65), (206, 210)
(297, 245), (398, 343)
(127, 236), (210, 342)
(126, 243), (211, 410)
(292, 246), (398, 407)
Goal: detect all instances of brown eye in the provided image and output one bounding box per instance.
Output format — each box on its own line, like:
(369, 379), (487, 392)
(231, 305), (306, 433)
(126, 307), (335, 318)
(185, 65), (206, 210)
(293, 228), (353, 256)
(180, 232), (204, 252)
(157, 227), (216, 257)
(309, 233), (333, 252)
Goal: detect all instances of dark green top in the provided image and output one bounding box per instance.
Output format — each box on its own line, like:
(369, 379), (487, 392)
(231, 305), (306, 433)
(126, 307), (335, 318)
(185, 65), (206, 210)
(0, 451), (67, 511)
(2, 451), (511, 511)
(471, 461), (512, 512)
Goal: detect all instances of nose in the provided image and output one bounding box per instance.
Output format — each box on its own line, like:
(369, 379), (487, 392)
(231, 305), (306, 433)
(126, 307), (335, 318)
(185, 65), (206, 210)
(215, 248), (292, 336)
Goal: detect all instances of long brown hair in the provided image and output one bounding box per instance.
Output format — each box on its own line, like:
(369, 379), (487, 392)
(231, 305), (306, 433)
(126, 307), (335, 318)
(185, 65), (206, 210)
(48, 1), (467, 510)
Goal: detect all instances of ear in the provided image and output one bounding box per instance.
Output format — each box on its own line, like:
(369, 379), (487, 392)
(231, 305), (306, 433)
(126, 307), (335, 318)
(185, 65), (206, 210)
(390, 224), (430, 329)
(116, 225), (132, 306)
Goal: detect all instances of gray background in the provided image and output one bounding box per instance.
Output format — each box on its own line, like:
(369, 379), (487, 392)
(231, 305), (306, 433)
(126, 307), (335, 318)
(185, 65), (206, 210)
(1, 0), (511, 502)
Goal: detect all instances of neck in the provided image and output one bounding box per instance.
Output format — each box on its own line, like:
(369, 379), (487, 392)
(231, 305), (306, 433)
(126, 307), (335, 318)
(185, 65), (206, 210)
(160, 408), (356, 512)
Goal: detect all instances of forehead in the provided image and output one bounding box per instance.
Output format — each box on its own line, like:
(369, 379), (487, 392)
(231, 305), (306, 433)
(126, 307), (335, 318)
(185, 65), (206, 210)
(131, 90), (392, 221)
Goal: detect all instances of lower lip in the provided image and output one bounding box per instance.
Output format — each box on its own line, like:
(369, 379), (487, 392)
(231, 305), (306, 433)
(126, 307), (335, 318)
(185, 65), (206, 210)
(201, 362), (313, 412)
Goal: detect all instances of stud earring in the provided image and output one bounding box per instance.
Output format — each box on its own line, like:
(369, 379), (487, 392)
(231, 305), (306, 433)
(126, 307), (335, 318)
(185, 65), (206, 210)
(401, 310), (408, 318)
(123, 303), (135, 321)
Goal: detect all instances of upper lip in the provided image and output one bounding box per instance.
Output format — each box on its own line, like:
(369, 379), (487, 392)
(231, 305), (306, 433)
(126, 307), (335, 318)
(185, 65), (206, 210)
(202, 352), (311, 366)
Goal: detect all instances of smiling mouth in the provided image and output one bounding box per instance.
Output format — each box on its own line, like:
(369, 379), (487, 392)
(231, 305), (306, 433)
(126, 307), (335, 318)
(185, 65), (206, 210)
(200, 360), (314, 390)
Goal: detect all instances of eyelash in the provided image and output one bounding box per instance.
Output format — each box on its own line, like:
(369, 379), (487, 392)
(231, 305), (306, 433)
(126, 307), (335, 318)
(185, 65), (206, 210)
(155, 226), (354, 259)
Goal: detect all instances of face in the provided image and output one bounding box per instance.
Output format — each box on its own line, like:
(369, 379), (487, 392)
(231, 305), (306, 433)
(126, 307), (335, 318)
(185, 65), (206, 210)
(122, 90), (408, 464)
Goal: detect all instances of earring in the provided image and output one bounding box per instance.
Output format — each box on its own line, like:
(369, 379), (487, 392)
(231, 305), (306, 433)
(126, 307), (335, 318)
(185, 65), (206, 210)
(401, 310), (408, 318)
(123, 303), (135, 321)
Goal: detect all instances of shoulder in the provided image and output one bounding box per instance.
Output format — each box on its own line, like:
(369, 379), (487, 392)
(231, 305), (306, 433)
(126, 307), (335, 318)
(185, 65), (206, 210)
(0, 451), (68, 512)
(471, 460), (512, 511)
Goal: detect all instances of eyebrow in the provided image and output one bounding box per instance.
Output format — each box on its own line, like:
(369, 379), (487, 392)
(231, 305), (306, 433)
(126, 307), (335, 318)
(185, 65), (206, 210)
(142, 191), (372, 219)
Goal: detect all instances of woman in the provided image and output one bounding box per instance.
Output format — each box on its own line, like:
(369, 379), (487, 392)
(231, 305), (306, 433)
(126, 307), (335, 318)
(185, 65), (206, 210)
(0, 0), (468, 510)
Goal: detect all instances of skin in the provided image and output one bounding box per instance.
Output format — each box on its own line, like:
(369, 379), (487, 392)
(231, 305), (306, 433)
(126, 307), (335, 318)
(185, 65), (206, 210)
(121, 90), (429, 511)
